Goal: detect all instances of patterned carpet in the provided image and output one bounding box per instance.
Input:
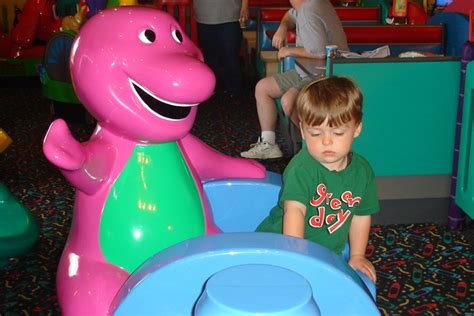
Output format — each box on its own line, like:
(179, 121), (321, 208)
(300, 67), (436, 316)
(0, 76), (473, 315)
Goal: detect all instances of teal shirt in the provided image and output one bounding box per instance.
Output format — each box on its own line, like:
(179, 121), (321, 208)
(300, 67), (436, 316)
(257, 148), (380, 254)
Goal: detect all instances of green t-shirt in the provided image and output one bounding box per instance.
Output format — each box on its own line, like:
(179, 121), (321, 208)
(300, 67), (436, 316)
(256, 148), (380, 254)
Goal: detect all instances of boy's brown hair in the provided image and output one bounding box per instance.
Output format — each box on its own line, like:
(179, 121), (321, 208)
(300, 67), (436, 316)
(296, 76), (363, 127)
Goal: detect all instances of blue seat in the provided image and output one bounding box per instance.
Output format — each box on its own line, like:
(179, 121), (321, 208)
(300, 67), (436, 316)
(203, 171), (282, 232)
(428, 12), (469, 57)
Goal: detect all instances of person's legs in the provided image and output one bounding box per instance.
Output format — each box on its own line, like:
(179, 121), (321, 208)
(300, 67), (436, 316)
(282, 76), (313, 126)
(255, 76), (283, 135)
(241, 71), (309, 159)
(281, 87), (300, 127)
(217, 21), (243, 93)
(241, 72), (301, 159)
(197, 23), (220, 79)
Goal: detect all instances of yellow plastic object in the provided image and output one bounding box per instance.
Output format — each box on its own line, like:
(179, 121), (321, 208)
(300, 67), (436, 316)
(119, 0), (138, 5)
(0, 128), (12, 153)
(393, 0), (408, 17)
(106, 0), (138, 8)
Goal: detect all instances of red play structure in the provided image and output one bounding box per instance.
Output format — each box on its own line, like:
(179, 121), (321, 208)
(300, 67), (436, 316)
(388, 0), (430, 24)
(0, 0), (61, 59)
(444, 0), (472, 16)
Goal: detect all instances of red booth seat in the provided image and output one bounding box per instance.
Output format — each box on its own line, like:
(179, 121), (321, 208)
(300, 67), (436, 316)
(283, 24), (445, 55)
(260, 7), (380, 23)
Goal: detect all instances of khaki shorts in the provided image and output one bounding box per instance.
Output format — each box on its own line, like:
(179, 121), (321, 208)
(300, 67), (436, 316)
(273, 70), (312, 94)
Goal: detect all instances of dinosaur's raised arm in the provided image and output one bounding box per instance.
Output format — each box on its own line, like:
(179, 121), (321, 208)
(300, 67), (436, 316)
(43, 119), (85, 170)
(43, 119), (114, 195)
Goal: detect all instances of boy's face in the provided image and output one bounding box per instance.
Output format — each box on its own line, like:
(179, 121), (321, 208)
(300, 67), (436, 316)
(300, 118), (362, 171)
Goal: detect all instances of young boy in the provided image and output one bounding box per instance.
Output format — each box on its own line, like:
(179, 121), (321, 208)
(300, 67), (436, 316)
(256, 76), (379, 282)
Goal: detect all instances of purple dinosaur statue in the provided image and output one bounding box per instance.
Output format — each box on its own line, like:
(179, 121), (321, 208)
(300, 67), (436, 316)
(43, 7), (265, 315)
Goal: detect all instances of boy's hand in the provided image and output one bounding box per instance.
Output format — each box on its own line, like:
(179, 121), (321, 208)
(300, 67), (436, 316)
(272, 27), (287, 49)
(348, 254), (377, 283)
(277, 46), (291, 60)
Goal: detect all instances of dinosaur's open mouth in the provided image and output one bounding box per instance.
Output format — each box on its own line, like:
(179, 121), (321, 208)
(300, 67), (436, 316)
(130, 79), (194, 120)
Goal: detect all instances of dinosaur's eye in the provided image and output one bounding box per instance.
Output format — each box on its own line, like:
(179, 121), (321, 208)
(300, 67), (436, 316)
(172, 29), (183, 43)
(139, 29), (156, 44)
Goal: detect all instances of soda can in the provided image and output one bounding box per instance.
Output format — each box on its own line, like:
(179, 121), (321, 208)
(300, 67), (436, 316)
(325, 45), (338, 59)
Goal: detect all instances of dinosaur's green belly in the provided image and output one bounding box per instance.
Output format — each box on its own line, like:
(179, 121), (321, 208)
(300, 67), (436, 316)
(100, 142), (205, 273)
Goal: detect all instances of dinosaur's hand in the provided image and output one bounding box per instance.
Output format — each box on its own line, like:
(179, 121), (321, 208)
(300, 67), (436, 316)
(43, 119), (85, 171)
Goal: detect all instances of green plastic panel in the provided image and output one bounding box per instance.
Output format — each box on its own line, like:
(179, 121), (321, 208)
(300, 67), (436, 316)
(361, 0), (390, 24)
(0, 58), (41, 77)
(456, 61), (474, 219)
(42, 75), (80, 104)
(100, 142), (205, 273)
(331, 59), (460, 177)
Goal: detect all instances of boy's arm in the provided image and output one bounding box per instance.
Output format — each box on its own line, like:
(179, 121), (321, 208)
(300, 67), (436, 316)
(283, 200), (307, 238)
(273, 11), (296, 49)
(278, 15), (331, 60)
(348, 215), (377, 282)
(277, 46), (325, 60)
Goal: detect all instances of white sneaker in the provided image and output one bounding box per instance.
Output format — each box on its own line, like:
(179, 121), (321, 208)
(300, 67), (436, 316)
(240, 138), (283, 159)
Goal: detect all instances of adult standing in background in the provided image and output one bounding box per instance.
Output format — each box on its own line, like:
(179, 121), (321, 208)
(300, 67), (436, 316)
(240, 0), (348, 160)
(193, 0), (249, 97)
